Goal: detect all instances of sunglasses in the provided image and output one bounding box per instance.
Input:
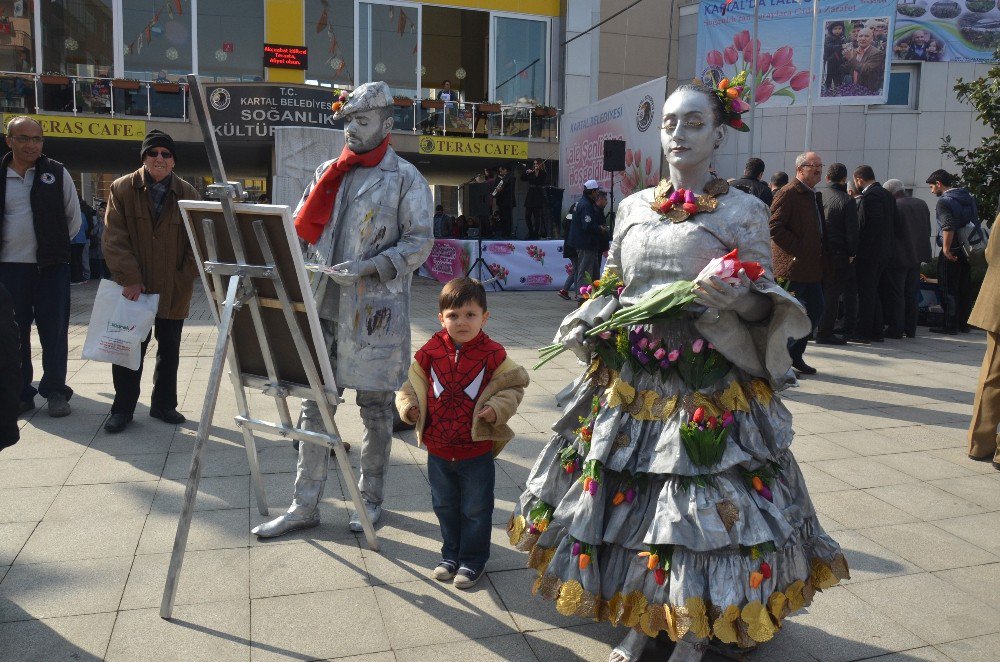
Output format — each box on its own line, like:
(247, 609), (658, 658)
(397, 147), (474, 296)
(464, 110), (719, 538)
(145, 149), (173, 159)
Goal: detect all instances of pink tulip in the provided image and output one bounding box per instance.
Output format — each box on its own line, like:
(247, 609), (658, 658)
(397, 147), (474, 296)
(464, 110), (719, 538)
(668, 349), (680, 362)
(733, 30), (751, 50)
(735, 99), (750, 113)
(598, 331), (612, 340)
(742, 39), (760, 63)
(645, 156), (652, 174)
(790, 71), (810, 91)
(772, 45), (794, 68)
(635, 149), (642, 166)
(692, 339), (705, 353)
(653, 348), (667, 360)
(756, 52), (772, 74)
(707, 50), (724, 68)
(772, 64), (796, 83)
(625, 148), (633, 168)
(722, 411), (735, 426)
(724, 46), (739, 65)
(755, 81), (774, 103)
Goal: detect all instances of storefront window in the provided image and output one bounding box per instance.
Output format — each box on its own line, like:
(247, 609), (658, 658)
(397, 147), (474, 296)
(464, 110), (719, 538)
(493, 16), (547, 105)
(197, 0), (264, 81)
(123, 0), (193, 81)
(306, 0), (354, 87)
(0, 1), (35, 73)
(359, 2), (419, 97)
(41, 0), (113, 76)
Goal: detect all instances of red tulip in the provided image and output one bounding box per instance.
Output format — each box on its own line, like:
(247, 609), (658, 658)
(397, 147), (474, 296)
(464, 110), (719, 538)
(755, 81), (774, 103)
(790, 70), (810, 91)
(645, 156), (652, 174)
(625, 148), (634, 167)
(756, 52), (772, 74)
(742, 39), (760, 63)
(772, 46), (794, 68)
(707, 50), (724, 68)
(733, 30), (751, 50)
(772, 64), (796, 83)
(692, 407), (705, 424)
(724, 46), (738, 65)
(635, 149), (642, 166)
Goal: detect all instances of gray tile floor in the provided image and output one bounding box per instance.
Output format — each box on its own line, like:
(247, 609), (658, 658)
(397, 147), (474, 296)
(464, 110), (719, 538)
(0, 276), (992, 661)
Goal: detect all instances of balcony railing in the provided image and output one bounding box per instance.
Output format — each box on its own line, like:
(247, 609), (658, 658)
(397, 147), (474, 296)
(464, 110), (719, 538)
(391, 97), (560, 142)
(0, 72), (187, 120)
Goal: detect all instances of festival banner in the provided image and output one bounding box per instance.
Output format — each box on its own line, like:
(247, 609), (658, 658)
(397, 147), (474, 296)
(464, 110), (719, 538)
(419, 239), (477, 283)
(893, 0), (1000, 63)
(559, 77), (666, 211)
(696, 0), (897, 106)
(419, 240), (572, 292)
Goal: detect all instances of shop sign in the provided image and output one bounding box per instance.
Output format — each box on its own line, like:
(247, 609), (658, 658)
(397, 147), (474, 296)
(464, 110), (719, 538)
(206, 84), (343, 141)
(264, 44), (308, 70)
(417, 136), (528, 160)
(3, 113), (145, 141)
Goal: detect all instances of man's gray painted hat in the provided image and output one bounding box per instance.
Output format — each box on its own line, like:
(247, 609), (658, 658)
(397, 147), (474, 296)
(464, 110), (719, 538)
(333, 81), (393, 120)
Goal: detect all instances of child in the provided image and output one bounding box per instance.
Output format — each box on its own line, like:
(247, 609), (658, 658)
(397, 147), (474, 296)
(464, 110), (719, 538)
(396, 277), (529, 589)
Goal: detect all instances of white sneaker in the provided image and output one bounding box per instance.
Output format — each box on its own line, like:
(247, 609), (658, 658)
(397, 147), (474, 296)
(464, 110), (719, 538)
(348, 502), (382, 532)
(453, 566), (483, 589)
(432, 560), (458, 581)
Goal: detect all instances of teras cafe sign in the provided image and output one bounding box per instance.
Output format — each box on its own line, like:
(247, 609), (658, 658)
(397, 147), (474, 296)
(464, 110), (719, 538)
(417, 136), (528, 159)
(3, 114), (146, 141)
(206, 84), (344, 140)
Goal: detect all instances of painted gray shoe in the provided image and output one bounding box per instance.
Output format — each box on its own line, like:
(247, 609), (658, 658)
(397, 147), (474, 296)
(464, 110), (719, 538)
(251, 511), (320, 538)
(348, 502), (382, 533)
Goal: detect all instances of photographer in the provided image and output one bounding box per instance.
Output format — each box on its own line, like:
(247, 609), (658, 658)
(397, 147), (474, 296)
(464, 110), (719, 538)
(520, 159), (547, 239)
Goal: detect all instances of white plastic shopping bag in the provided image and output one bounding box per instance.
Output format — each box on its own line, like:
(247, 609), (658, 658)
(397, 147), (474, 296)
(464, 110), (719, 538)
(82, 279), (160, 370)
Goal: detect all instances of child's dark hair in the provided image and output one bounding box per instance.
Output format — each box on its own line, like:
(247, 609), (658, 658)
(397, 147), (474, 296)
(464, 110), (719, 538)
(439, 277), (488, 312)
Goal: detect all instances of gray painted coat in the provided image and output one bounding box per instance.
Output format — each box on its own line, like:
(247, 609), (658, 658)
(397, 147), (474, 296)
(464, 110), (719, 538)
(295, 146), (433, 392)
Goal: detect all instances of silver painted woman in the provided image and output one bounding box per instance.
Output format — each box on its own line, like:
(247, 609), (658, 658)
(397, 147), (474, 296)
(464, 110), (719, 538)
(509, 82), (849, 661)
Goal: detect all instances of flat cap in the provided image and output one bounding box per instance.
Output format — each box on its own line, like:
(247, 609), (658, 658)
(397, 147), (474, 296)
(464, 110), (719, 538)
(333, 81), (393, 120)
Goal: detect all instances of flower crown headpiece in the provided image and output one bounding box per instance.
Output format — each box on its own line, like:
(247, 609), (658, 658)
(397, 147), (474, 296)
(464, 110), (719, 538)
(713, 70), (751, 132)
(331, 89), (350, 113)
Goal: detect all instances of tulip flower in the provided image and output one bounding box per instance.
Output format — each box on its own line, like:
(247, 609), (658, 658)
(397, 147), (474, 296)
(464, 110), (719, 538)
(772, 64), (796, 84)
(692, 407), (705, 424)
(772, 45), (794, 68)
(572, 541), (581, 556)
(756, 52), (772, 74)
(625, 149), (633, 168)
(645, 156), (653, 174)
(653, 348), (667, 360)
(742, 39), (760, 63)
(749, 571), (764, 588)
(707, 50), (724, 68)
(790, 70), (810, 91)
(761, 562), (772, 579)
(755, 81), (775, 103)
(722, 411), (735, 426)
(635, 149), (642, 167)
(692, 338), (705, 353)
(654, 567), (666, 585)
(682, 202), (698, 215)
(733, 29), (751, 50)
(668, 349), (680, 362)
(724, 45), (739, 65)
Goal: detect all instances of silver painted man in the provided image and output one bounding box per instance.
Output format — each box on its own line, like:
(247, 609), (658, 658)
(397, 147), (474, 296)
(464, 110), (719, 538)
(253, 81), (433, 538)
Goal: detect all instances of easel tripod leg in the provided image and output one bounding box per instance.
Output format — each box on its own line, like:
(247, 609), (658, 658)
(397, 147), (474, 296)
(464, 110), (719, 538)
(160, 275), (242, 619)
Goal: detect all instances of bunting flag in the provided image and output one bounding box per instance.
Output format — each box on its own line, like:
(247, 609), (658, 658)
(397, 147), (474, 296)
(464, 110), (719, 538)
(317, 8), (328, 32)
(173, 0), (183, 15)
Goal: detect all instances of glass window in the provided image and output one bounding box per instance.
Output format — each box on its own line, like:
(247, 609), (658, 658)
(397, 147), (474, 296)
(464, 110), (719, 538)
(493, 16), (547, 105)
(359, 2), (419, 97)
(305, 0), (354, 87)
(877, 64), (918, 110)
(0, 2), (35, 73)
(123, 0), (193, 81)
(41, 0), (113, 76)
(197, 0), (264, 81)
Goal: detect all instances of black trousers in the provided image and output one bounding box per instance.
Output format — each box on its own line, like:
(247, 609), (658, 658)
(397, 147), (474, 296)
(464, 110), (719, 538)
(817, 254), (851, 337)
(854, 259), (884, 340)
(524, 204), (544, 239)
(111, 317), (184, 416)
(496, 204), (513, 238)
(882, 266), (920, 337)
(938, 253), (972, 332)
(70, 244), (87, 282)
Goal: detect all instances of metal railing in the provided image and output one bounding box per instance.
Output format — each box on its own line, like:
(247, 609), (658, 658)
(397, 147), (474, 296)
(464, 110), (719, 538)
(0, 72), (187, 120)
(390, 99), (560, 142)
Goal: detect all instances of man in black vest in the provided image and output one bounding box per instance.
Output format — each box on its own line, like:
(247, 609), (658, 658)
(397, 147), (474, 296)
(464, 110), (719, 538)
(0, 116), (81, 416)
(732, 157), (773, 207)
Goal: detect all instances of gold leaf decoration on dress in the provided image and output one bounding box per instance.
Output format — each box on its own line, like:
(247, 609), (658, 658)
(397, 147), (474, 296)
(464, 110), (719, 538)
(606, 377), (636, 408)
(810, 557), (839, 590)
(715, 499), (741, 532)
(692, 393), (721, 418)
(606, 593), (623, 625)
(516, 530), (539, 552)
(576, 588), (599, 618)
(784, 580), (805, 612)
(831, 553), (851, 580)
(612, 431), (630, 453)
(767, 591), (789, 624)
(532, 574), (543, 595)
(719, 381), (751, 413)
(741, 600), (777, 643)
(649, 604), (669, 634)
(537, 573), (561, 600)
(507, 514), (525, 545)
(528, 544), (555, 571)
(621, 591), (648, 628)
(660, 394), (679, 420)
(802, 580), (816, 606)
(749, 379), (773, 406)
(671, 604), (690, 640)
(585, 359), (600, 381)
(556, 580), (584, 616)
(639, 610), (659, 638)
(595, 365), (613, 388)
(633, 390), (659, 420)
(712, 604), (742, 644)
(681, 392), (697, 413)
(686, 597), (711, 640)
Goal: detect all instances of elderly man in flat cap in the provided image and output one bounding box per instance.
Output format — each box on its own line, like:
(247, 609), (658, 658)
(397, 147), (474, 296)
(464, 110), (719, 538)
(253, 81), (433, 538)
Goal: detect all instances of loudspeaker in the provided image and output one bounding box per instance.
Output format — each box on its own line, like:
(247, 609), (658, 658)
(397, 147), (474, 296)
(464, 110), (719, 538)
(603, 139), (626, 172)
(462, 182), (492, 220)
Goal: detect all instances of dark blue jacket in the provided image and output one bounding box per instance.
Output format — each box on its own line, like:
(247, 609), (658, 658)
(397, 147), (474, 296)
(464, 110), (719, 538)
(935, 187), (979, 246)
(567, 194), (605, 251)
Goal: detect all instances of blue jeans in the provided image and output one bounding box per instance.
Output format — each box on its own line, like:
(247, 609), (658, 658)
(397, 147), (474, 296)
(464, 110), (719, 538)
(0, 263), (72, 402)
(427, 451), (495, 572)
(787, 280), (824, 365)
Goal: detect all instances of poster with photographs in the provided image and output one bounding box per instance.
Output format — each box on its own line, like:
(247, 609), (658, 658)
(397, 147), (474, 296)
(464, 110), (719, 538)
(820, 17), (893, 101)
(894, 0), (1000, 62)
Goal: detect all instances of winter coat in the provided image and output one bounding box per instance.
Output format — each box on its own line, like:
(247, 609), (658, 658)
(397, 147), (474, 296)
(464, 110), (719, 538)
(769, 179), (825, 282)
(895, 195), (932, 264)
(103, 167), (201, 320)
(0, 282), (20, 450)
(968, 212), (1000, 333)
(856, 182), (896, 263)
(821, 182), (859, 257)
(568, 194), (607, 252)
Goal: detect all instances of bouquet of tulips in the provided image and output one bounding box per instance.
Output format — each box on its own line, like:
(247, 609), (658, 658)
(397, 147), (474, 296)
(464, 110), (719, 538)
(680, 407), (735, 467)
(535, 249), (764, 369)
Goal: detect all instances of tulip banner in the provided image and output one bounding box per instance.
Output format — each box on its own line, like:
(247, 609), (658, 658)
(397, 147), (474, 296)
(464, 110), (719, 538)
(696, 0), (897, 107)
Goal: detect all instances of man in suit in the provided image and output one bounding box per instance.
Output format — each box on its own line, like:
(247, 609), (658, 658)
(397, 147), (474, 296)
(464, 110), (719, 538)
(883, 179), (930, 338)
(850, 165), (895, 343)
(816, 163), (858, 344)
(253, 81), (433, 538)
(491, 164), (515, 237)
(770, 151), (826, 375)
(968, 211), (1000, 468)
(846, 28), (886, 93)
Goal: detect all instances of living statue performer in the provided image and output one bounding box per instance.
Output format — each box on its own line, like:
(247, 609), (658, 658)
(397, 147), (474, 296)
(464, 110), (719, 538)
(509, 78), (849, 661)
(252, 81), (433, 538)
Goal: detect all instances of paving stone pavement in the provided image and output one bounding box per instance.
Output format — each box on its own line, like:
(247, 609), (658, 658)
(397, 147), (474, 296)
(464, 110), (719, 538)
(0, 276), (992, 661)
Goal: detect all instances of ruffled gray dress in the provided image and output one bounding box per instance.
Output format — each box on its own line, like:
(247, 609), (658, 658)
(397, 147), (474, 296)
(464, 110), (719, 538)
(509, 183), (849, 647)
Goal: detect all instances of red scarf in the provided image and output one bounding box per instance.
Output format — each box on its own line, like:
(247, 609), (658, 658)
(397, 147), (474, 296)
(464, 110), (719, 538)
(294, 135), (391, 244)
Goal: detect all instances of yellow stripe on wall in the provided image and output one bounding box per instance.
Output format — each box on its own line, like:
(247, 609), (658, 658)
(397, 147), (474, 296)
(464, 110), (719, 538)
(265, 0), (305, 83)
